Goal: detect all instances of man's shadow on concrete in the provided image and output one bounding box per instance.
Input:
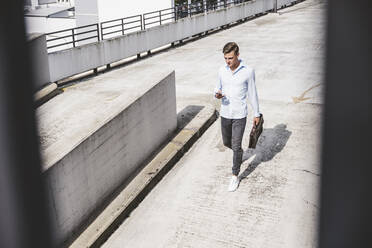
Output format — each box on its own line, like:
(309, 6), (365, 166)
(240, 124), (292, 180)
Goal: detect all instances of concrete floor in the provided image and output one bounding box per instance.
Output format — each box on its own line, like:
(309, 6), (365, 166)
(97, 0), (326, 247)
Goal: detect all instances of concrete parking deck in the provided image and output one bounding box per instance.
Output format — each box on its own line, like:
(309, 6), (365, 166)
(97, 0), (326, 247)
(37, 0), (325, 246)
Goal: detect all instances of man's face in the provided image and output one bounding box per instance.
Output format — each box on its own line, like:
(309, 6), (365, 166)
(224, 51), (240, 69)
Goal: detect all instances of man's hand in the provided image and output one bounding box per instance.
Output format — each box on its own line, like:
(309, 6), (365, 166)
(215, 90), (225, 99)
(253, 116), (260, 126)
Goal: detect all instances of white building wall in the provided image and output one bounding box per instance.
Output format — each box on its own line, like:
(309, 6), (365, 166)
(39, 0), (57, 4)
(97, 0), (173, 22)
(25, 0), (173, 35)
(74, 0), (99, 26)
(25, 16), (76, 33)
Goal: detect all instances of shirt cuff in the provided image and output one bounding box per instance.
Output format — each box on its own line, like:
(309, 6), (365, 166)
(254, 112), (261, 118)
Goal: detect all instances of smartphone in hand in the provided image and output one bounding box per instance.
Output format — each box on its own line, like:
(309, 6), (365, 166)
(215, 92), (224, 99)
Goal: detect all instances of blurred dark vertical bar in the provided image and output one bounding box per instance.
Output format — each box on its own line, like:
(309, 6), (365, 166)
(0, 1), (52, 248)
(320, 0), (372, 247)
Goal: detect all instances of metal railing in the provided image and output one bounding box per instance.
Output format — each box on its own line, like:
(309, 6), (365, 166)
(186, 1), (205, 16)
(205, 0), (251, 11)
(143, 8), (176, 29)
(100, 15), (142, 40)
(174, 0), (251, 20)
(174, 1), (208, 20)
(46, 23), (99, 51)
(46, 0), (253, 52)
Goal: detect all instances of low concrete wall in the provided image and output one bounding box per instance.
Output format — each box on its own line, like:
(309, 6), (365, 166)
(27, 33), (51, 91)
(43, 71), (177, 246)
(49, 0), (301, 82)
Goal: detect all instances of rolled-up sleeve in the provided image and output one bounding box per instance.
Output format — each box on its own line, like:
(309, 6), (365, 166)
(247, 69), (261, 117)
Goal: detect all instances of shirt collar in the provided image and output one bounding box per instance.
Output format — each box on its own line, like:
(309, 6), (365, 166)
(225, 59), (245, 74)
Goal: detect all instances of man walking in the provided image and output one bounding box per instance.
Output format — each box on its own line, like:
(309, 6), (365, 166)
(214, 42), (261, 192)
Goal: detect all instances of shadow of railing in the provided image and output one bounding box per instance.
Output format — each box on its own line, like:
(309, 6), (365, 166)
(240, 124), (292, 180)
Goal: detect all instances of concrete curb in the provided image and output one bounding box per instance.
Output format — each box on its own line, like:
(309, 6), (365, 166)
(69, 105), (217, 248)
(34, 82), (62, 107)
(34, 83), (57, 102)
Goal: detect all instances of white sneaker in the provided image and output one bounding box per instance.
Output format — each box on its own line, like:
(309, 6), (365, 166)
(228, 175), (240, 192)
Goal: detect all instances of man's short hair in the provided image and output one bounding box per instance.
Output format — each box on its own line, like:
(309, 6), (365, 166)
(223, 42), (239, 55)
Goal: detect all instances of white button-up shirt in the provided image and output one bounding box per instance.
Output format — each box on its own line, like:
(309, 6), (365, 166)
(214, 60), (260, 119)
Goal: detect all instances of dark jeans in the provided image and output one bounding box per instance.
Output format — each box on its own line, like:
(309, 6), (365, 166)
(221, 116), (247, 176)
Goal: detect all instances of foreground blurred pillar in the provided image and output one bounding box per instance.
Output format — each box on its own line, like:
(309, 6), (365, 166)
(0, 1), (52, 248)
(320, 0), (372, 247)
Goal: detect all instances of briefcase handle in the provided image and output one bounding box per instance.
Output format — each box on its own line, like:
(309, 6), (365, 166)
(253, 114), (263, 128)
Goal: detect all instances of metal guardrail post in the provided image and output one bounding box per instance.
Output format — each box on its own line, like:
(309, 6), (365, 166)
(100, 22), (104, 40)
(121, 19), (125, 35)
(72, 28), (76, 47)
(97, 23), (101, 41)
(159, 10), (162, 25)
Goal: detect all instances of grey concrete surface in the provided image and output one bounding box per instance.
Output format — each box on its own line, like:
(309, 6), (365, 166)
(104, 102), (321, 248)
(27, 33), (51, 90)
(37, 69), (177, 246)
(34, 82), (57, 102)
(48, 0), (291, 83)
(98, 0), (325, 247)
(69, 105), (217, 248)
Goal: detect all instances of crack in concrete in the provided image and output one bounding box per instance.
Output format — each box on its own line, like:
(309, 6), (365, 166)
(294, 168), (320, 177)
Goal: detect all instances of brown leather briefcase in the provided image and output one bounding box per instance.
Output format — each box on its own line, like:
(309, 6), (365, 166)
(248, 114), (264, 149)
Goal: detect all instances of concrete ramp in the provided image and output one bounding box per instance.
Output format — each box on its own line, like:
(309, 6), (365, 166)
(102, 100), (321, 248)
(37, 66), (177, 246)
